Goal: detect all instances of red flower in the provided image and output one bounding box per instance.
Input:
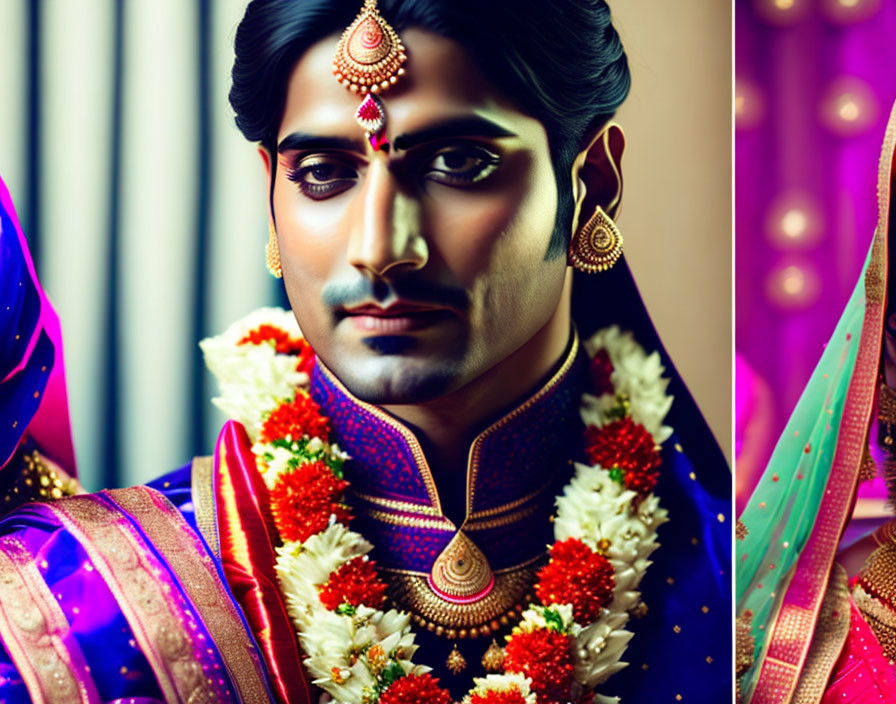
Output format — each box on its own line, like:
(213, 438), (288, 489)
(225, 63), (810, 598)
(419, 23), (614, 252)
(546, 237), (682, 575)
(584, 417), (661, 495)
(260, 393), (330, 444)
(378, 674), (452, 704)
(504, 628), (574, 701)
(237, 324), (315, 372)
(269, 462), (351, 542)
(318, 556), (387, 610)
(535, 538), (615, 623)
(469, 690), (530, 704)
(589, 348), (615, 396)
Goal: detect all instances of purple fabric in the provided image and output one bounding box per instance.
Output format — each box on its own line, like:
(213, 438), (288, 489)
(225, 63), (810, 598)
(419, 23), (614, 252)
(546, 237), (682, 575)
(0, 503), (163, 702)
(310, 354), (583, 573)
(735, 0), (896, 486)
(0, 495), (241, 703)
(0, 175), (75, 474)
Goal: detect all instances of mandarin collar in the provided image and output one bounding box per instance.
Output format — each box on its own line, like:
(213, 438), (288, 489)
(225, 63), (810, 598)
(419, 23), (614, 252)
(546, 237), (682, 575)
(309, 332), (585, 572)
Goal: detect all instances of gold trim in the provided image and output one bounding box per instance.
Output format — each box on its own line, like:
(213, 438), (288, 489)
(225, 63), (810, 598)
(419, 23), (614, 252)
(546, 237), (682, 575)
(385, 564), (538, 631)
(108, 486), (270, 704)
(378, 551), (544, 578)
(46, 495), (217, 703)
(465, 504), (539, 531)
(0, 537), (98, 704)
(191, 455), (221, 559)
(877, 100), (896, 241)
(366, 508), (455, 531)
(351, 490), (441, 517)
(465, 330), (579, 519)
(466, 480), (552, 520)
(317, 361), (443, 513)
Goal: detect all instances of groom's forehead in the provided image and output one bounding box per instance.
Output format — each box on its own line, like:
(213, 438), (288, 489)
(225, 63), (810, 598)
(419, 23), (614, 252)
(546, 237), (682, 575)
(275, 29), (536, 145)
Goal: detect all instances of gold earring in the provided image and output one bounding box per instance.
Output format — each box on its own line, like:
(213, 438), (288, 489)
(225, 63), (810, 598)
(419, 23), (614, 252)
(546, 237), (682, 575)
(569, 205), (623, 273)
(266, 222), (282, 279)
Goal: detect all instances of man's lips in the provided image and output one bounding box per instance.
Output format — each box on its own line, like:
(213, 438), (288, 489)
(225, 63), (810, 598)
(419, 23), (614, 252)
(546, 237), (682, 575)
(340, 302), (454, 333)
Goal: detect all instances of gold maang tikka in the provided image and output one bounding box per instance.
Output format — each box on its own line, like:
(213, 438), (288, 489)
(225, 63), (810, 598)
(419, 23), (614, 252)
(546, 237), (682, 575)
(333, 0), (407, 152)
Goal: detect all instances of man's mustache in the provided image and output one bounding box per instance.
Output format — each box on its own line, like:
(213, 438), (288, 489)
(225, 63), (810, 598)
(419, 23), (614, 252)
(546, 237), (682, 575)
(321, 276), (469, 312)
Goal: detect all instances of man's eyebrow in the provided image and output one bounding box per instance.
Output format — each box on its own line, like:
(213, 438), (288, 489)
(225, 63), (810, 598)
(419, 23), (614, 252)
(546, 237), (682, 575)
(393, 116), (517, 151)
(277, 132), (366, 154)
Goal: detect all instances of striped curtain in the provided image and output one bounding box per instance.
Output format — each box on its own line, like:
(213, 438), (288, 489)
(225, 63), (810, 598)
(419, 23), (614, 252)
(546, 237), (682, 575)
(0, 0), (280, 491)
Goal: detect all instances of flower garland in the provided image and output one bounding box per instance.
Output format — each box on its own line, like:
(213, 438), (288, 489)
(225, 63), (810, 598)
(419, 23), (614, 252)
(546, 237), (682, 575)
(201, 309), (672, 704)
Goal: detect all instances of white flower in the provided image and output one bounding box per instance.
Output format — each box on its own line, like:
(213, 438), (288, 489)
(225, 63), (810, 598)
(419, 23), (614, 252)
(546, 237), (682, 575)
(551, 461), (670, 692)
(463, 674), (536, 703)
(581, 326), (673, 444)
(275, 523), (373, 619)
(554, 464), (638, 552)
(201, 307), (309, 441)
(301, 606), (424, 702)
(253, 442), (295, 487)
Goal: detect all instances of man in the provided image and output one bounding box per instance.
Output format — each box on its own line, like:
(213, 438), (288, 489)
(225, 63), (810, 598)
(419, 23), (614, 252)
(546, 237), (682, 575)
(0, 1), (730, 702)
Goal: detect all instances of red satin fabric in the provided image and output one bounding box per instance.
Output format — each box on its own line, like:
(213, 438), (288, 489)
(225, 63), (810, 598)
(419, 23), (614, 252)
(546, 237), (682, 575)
(215, 420), (314, 704)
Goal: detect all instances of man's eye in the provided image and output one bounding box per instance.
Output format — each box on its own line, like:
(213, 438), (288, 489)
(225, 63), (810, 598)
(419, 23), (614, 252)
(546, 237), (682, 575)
(287, 158), (358, 200)
(425, 147), (500, 185)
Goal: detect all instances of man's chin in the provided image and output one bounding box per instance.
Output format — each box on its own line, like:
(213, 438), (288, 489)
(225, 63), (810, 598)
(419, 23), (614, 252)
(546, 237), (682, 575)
(325, 350), (464, 406)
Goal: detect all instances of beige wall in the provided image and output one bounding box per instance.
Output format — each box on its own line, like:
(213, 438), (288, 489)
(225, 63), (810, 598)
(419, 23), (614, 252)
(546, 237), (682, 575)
(612, 1), (732, 462)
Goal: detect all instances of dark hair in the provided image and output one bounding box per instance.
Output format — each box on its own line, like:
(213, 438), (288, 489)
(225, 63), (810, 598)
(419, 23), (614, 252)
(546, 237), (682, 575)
(230, 0), (630, 256)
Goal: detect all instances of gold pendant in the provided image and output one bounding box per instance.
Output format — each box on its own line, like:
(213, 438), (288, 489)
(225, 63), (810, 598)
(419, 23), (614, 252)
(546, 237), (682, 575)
(446, 643), (467, 674)
(481, 639), (505, 673)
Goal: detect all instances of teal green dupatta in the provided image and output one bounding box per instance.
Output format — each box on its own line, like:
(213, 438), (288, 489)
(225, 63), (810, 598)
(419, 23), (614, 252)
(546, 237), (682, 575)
(737, 99), (896, 704)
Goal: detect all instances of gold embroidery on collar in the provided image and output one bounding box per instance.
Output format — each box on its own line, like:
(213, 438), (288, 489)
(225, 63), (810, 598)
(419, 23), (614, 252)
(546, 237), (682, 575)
(465, 504), (539, 531)
(366, 508), (455, 531)
(466, 479), (552, 520)
(317, 361), (443, 513)
(464, 330), (579, 519)
(351, 489), (442, 517)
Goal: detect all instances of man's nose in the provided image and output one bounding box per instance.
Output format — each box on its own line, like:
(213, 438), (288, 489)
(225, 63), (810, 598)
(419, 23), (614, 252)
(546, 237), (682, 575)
(347, 158), (428, 277)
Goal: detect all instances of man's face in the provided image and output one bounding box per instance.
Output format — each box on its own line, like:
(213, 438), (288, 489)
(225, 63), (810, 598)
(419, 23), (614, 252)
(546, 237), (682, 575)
(269, 29), (566, 405)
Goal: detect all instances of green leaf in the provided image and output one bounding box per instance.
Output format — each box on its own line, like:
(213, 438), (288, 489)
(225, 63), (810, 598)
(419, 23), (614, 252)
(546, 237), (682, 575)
(336, 603), (357, 617)
(543, 607), (565, 632)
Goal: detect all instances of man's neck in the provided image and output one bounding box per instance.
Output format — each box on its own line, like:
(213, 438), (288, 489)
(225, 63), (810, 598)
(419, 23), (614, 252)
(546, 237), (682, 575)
(381, 273), (574, 487)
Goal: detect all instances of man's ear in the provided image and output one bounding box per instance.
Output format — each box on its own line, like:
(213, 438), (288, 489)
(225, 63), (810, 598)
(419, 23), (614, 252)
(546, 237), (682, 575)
(570, 123), (625, 235)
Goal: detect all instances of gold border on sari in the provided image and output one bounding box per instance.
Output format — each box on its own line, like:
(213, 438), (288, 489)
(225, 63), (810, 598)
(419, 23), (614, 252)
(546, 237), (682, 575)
(107, 486), (271, 704)
(0, 537), (100, 704)
(191, 454), (221, 560)
(750, 99), (896, 704)
(46, 494), (220, 703)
